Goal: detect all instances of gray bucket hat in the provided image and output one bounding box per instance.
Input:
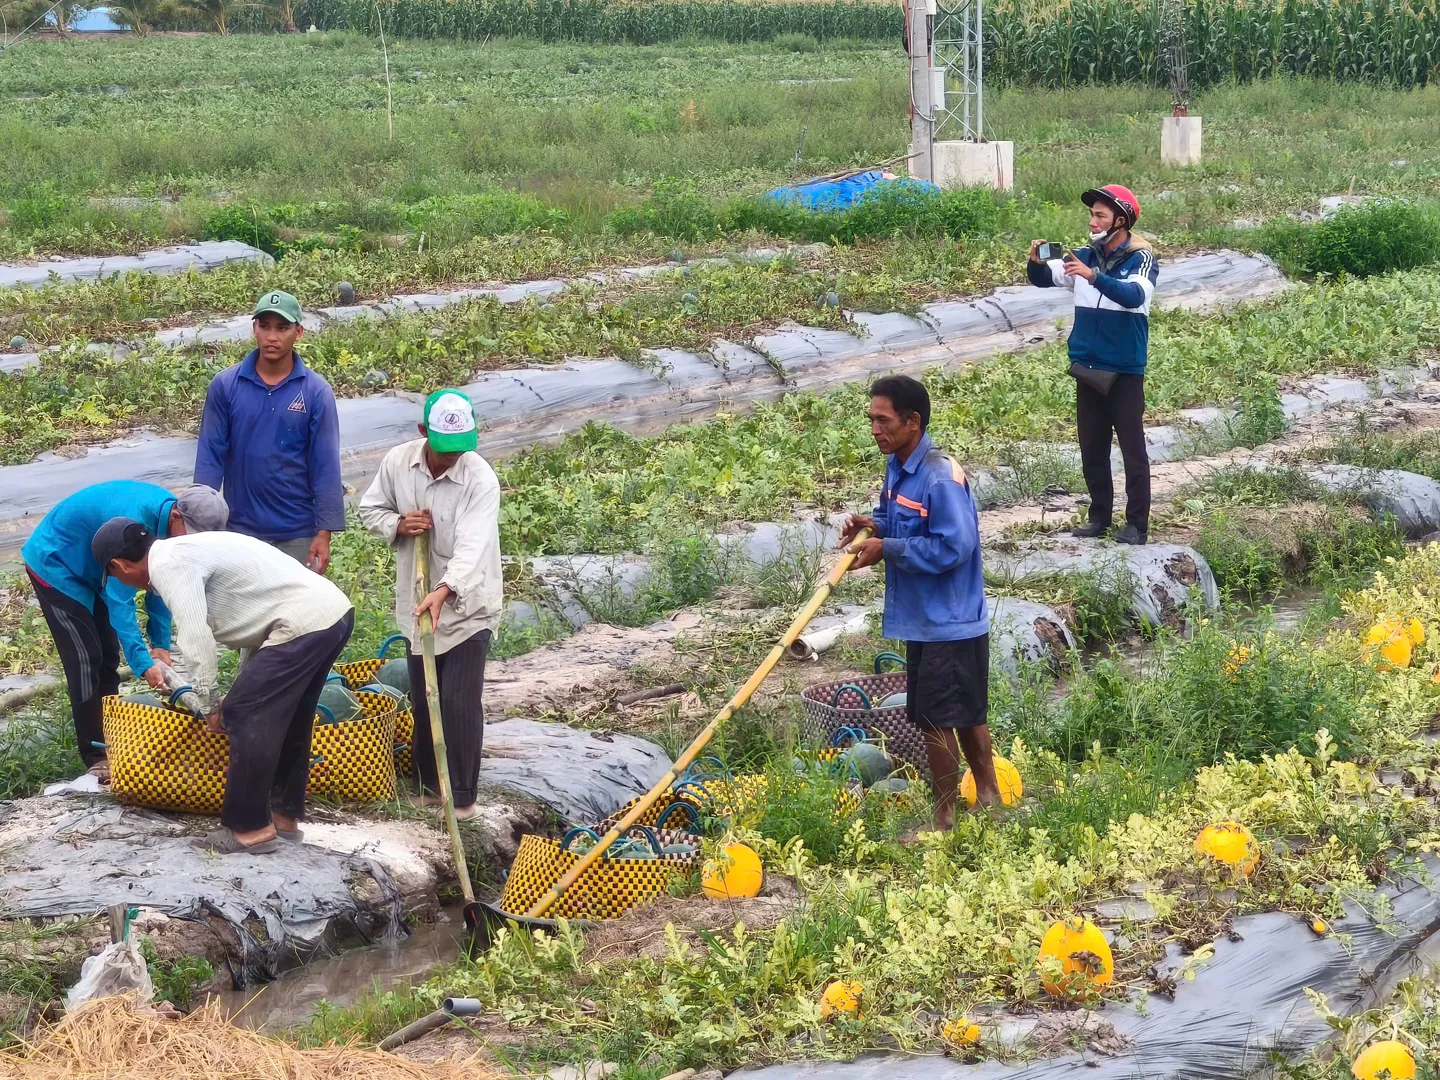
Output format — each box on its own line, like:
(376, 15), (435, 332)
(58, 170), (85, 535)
(174, 484), (229, 532)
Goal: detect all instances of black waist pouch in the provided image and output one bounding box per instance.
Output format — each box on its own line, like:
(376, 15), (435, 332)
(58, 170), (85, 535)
(1069, 362), (1119, 396)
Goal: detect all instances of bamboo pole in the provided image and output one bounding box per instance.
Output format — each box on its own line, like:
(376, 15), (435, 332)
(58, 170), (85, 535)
(416, 532), (477, 909)
(524, 530), (871, 919)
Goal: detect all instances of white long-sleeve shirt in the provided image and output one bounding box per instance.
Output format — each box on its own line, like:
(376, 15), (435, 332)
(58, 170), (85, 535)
(358, 439), (503, 655)
(147, 531), (354, 711)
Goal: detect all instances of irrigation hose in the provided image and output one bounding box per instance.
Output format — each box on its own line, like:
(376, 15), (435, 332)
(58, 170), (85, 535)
(523, 528), (872, 920)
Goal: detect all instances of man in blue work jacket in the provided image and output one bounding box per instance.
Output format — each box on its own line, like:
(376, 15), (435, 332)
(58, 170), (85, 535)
(21, 482), (229, 781)
(838, 375), (1001, 831)
(194, 290), (344, 573)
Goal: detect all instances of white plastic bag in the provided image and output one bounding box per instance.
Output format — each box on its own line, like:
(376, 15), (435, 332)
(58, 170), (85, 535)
(63, 939), (153, 1011)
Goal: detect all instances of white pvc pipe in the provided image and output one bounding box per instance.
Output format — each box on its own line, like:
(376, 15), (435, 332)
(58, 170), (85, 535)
(788, 610), (874, 661)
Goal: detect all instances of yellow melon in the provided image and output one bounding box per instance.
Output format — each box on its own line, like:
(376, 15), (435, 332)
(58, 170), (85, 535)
(940, 1016), (981, 1046)
(959, 755), (1023, 808)
(819, 979), (862, 1020)
(1038, 917), (1113, 998)
(1352, 1040), (1416, 1080)
(1195, 821), (1260, 876)
(701, 842), (764, 900)
(1406, 618), (1426, 645)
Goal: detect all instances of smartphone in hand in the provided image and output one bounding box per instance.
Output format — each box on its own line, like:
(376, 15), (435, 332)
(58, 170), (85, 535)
(1036, 241), (1066, 261)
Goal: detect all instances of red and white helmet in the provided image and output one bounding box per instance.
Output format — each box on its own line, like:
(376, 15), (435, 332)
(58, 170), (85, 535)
(1082, 185), (1141, 228)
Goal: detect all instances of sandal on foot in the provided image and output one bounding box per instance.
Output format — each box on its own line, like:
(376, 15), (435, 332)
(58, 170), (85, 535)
(197, 828), (281, 855)
(86, 760), (112, 785)
(277, 829), (304, 844)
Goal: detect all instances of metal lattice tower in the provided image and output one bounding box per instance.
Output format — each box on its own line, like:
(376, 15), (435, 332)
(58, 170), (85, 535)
(931, 0), (984, 143)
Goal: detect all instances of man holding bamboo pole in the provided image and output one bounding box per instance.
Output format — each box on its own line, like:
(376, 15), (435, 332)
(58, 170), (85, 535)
(838, 375), (999, 831)
(359, 389), (502, 821)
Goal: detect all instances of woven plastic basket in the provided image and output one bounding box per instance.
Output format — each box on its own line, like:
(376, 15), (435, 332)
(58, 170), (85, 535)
(104, 689), (399, 813)
(334, 633), (414, 780)
(103, 694), (230, 814)
(800, 669), (929, 779)
(307, 690), (400, 803)
(497, 824), (700, 920)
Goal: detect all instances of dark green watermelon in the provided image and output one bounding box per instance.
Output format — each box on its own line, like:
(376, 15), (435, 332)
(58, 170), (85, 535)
(317, 683), (363, 723)
(375, 658), (411, 696)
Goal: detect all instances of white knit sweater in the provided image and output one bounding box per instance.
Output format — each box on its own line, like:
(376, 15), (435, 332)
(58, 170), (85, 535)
(147, 532), (353, 710)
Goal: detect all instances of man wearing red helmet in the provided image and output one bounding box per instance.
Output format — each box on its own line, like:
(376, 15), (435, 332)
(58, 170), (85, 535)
(1027, 184), (1158, 545)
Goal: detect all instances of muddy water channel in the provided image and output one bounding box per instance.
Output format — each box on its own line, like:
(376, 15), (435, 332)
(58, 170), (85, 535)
(217, 914), (467, 1032)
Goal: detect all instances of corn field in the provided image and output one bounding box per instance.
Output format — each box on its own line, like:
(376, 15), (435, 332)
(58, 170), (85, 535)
(275, 0), (903, 41)
(222, 0), (1440, 89)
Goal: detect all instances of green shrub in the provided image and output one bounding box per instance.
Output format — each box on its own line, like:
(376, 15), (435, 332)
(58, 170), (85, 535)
(1196, 510), (1288, 597)
(771, 31), (820, 52)
(1260, 199), (1440, 278)
(607, 180), (1006, 244)
(995, 617), (1369, 771)
(201, 204), (282, 256)
(403, 191), (568, 245)
(6, 183), (77, 234)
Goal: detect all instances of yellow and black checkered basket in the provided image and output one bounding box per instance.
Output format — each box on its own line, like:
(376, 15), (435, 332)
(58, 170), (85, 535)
(498, 825), (700, 921)
(102, 690), (399, 813)
(102, 694), (231, 814)
(308, 690), (400, 803)
(334, 633), (414, 780)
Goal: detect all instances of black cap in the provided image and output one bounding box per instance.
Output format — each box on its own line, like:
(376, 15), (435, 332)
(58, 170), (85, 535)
(92, 517), (153, 584)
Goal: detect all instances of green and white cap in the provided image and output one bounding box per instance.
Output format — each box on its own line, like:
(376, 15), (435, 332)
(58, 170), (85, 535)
(423, 388), (478, 453)
(252, 289), (302, 324)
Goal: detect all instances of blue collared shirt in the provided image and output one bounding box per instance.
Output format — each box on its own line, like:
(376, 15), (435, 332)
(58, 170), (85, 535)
(872, 433), (988, 642)
(21, 480), (176, 677)
(193, 350), (345, 542)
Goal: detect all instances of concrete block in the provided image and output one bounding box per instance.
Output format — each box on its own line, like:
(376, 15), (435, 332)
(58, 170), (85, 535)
(931, 140), (1014, 192)
(1161, 116), (1202, 166)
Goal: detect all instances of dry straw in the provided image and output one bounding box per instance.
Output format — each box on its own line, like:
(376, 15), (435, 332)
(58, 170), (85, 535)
(0, 995), (497, 1080)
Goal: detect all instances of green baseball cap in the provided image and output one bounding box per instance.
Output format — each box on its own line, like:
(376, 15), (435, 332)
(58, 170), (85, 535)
(252, 289), (302, 324)
(423, 388), (478, 454)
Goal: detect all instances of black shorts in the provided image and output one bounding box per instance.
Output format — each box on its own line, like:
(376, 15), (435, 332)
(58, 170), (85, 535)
(906, 635), (989, 731)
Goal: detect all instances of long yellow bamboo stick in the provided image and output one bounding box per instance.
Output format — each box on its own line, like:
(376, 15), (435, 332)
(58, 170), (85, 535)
(417, 532), (477, 908)
(524, 529), (871, 919)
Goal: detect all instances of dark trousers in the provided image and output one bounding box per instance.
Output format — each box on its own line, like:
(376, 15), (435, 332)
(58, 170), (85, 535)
(220, 609), (354, 832)
(408, 628), (490, 808)
(27, 569), (120, 768)
(1076, 373), (1151, 532)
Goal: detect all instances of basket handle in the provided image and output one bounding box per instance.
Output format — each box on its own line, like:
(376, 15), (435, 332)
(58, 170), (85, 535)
(830, 683), (873, 710)
(393, 742), (410, 753)
(676, 755), (731, 786)
(656, 801), (698, 831)
(621, 825), (662, 854)
(830, 725), (870, 747)
(873, 651), (907, 674)
(560, 827), (603, 853)
(325, 672), (348, 686)
(314, 703), (338, 726)
(377, 633), (408, 659)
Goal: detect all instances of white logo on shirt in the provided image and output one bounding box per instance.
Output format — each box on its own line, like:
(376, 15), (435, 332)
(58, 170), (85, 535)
(288, 393), (306, 413)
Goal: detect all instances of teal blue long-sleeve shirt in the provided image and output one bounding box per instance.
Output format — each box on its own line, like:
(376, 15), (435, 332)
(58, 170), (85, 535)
(871, 434), (988, 642)
(21, 480), (177, 677)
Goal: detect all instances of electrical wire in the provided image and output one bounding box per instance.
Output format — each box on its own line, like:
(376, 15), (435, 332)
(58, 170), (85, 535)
(0, 0), (67, 53)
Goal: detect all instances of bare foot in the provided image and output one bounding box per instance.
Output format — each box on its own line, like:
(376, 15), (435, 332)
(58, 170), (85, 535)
(454, 803), (481, 821)
(933, 808), (956, 832)
(87, 759), (112, 785)
(410, 794), (443, 808)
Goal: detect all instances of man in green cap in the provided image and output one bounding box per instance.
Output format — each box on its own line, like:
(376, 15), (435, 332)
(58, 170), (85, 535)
(194, 290), (344, 573)
(359, 389), (502, 820)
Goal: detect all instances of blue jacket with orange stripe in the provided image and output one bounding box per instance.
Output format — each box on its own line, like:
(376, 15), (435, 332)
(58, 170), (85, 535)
(871, 433), (988, 643)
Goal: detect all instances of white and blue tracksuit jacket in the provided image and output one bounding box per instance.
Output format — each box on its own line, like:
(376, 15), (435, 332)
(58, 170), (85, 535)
(1026, 236), (1158, 375)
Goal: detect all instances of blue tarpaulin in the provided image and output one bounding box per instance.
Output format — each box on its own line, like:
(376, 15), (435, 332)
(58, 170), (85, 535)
(764, 171), (941, 212)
